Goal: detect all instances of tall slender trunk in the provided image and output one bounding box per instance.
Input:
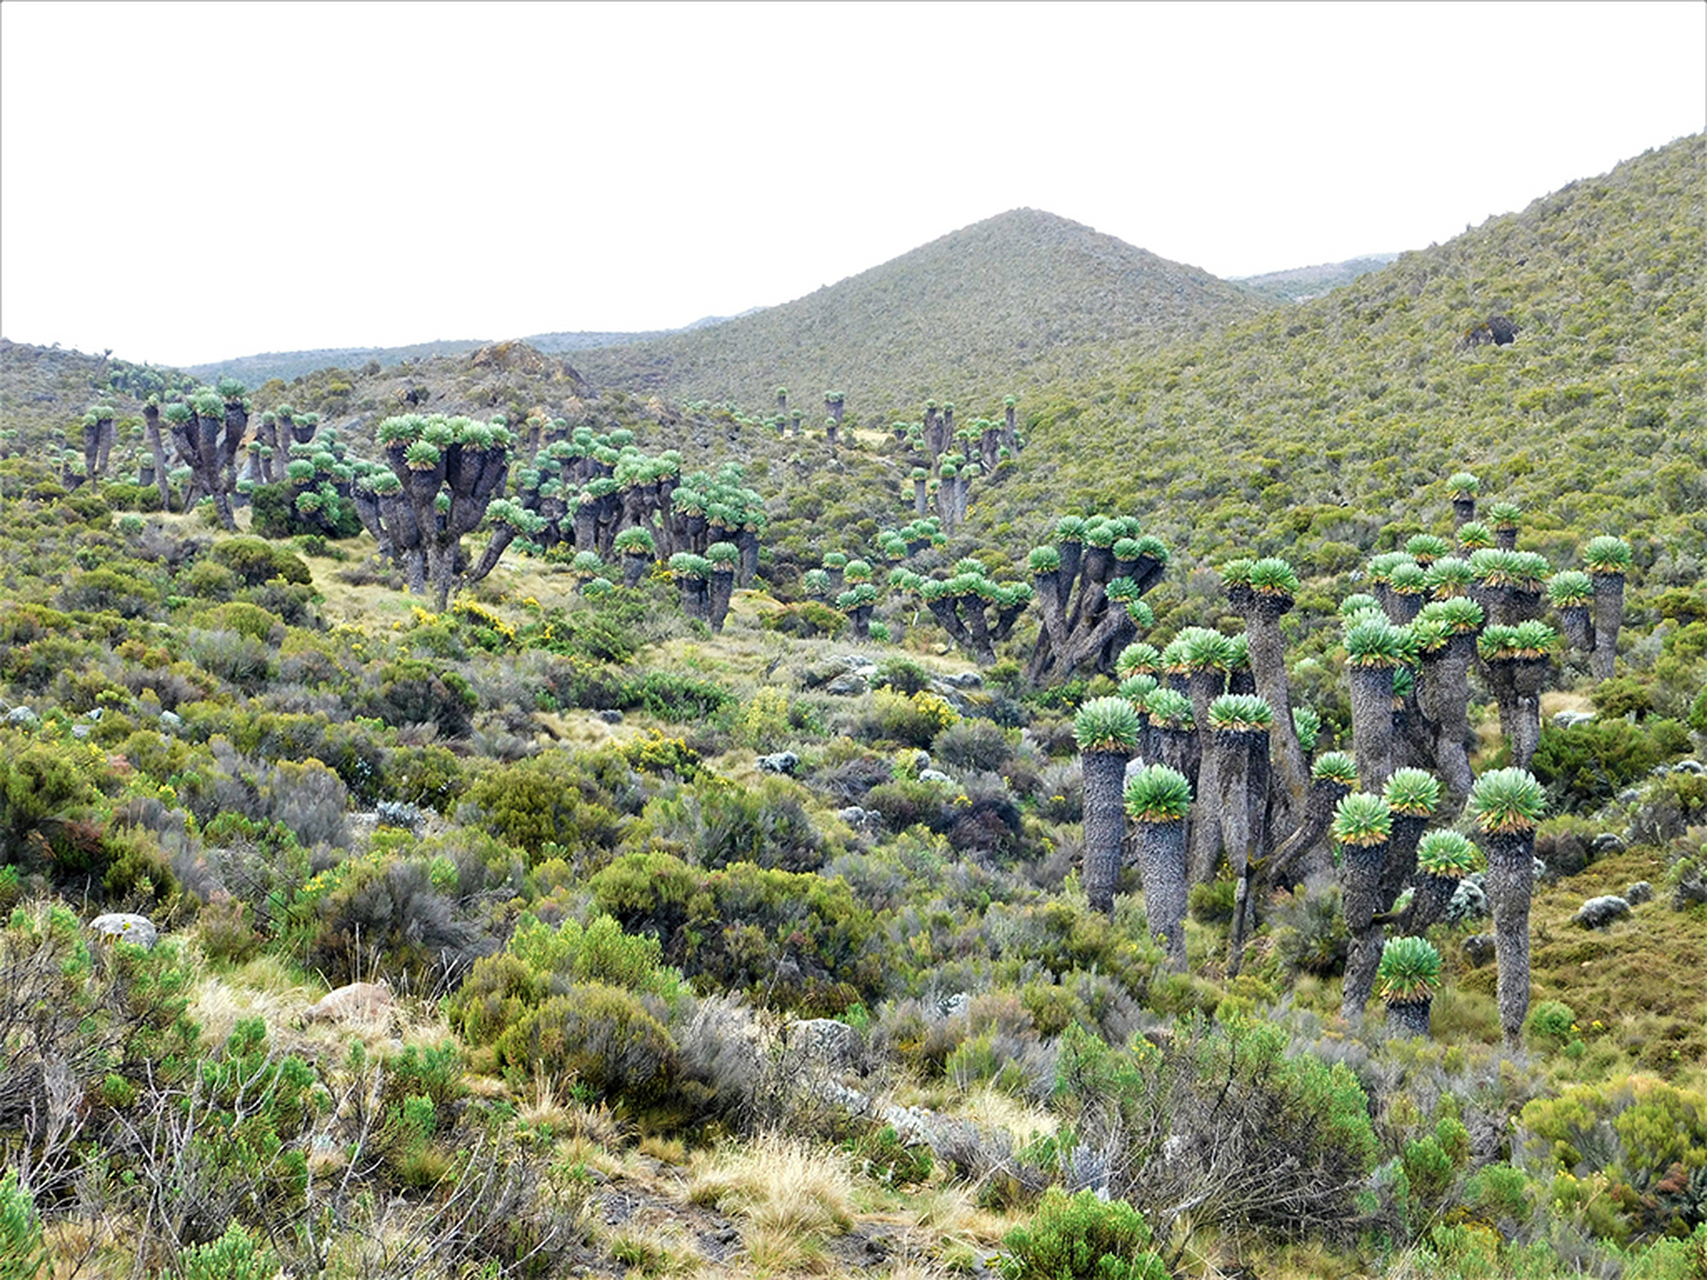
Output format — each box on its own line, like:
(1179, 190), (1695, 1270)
(1485, 828), (1535, 1048)
(1082, 748), (1130, 916)
(1452, 497), (1475, 529)
(1134, 818), (1188, 970)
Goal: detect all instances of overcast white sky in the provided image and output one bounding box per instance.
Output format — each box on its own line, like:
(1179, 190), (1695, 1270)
(2, 2), (1702, 368)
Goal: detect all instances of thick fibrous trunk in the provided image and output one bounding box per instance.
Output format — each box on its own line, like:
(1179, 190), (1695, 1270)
(1452, 497), (1475, 529)
(961, 595), (995, 665)
(1217, 727), (1271, 973)
(1339, 839), (1388, 1021)
(1239, 591), (1308, 830)
(622, 553), (649, 589)
(1343, 926), (1386, 1024)
(1386, 999), (1432, 1039)
(1081, 747), (1130, 916)
(926, 595), (971, 652)
(1487, 658), (1545, 771)
(1134, 818), (1188, 970)
(142, 405), (172, 509)
(1590, 574), (1623, 681)
(1404, 872), (1460, 935)
(1425, 635), (1477, 806)
(736, 528), (760, 588)
(1381, 813), (1430, 915)
(1558, 605), (1592, 655)
(1148, 720), (1193, 782)
(1495, 527), (1518, 552)
(850, 604), (872, 641)
(1485, 828), (1535, 1047)
(1185, 669), (1227, 886)
(1385, 592), (1425, 625)
(708, 568), (734, 633)
(1348, 666), (1395, 791)
(914, 478), (928, 516)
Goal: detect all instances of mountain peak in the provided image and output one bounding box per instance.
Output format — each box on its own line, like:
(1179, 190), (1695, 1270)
(566, 210), (1264, 415)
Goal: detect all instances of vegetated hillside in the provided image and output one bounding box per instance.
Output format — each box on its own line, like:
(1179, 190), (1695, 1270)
(985, 134), (1706, 580)
(181, 313), (762, 388)
(567, 208), (1270, 422)
(4, 146), (1707, 1280)
(1233, 253), (1400, 304)
(186, 338), (494, 387)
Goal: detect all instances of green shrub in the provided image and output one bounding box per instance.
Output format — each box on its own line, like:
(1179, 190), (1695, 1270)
(867, 689), (959, 748)
(0, 1168), (47, 1280)
(1533, 718), (1693, 811)
(494, 984), (677, 1104)
(1525, 999), (1578, 1049)
(845, 1122), (934, 1188)
(1000, 1188), (1166, 1280)
(207, 537), (312, 586)
(622, 669), (733, 722)
(176, 1221), (279, 1280)
(459, 750), (628, 861)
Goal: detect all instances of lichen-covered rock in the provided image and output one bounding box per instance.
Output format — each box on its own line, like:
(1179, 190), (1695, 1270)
(1592, 833), (1626, 854)
(1574, 896), (1632, 929)
(1624, 880), (1654, 906)
(824, 674), (869, 697)
(88, 913), (157, 949)
(756, 751), (800, 775)
(303, 981), (396, 1029)
(1448, 875), (1489, 924)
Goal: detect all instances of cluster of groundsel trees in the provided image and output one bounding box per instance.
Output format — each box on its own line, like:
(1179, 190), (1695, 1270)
(1069, 475), (1628, 1046)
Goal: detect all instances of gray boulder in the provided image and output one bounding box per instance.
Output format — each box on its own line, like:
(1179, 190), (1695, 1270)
(1672, 870), (1707, 910)
(1552, 710), (1595, 729)
(837, 805), (883, 834)
(88, 913), (158, 949)
(918, 769), (954, 787)
(824, 674), (869, 697)
(1463, 934), (1497, 967)
(785, 1018), (862, 1070)
(1592, 833), (1626, 854)
(7, 706), (40, 726)
(1574, 896), (1632, 929)
(756, 751), (800, 776)
(1624, 880), (1654, 906)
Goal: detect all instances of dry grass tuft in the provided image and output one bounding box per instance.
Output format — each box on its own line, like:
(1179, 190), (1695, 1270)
(608, 1218), (703, 1277)
(688, 1133), (856, 1239)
